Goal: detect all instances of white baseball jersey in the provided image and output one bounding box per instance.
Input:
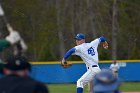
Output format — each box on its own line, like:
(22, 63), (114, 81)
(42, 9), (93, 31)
(110, 63), (120, 72)
(73, 38), (100, 67)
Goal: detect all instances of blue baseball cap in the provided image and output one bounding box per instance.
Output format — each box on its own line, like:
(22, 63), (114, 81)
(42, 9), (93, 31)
(74, 33), (85, 40)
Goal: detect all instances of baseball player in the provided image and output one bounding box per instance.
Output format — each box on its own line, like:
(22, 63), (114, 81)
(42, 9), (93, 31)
(0, 24), (27, 56)
(61, 33), (108, 93)
(110, 60), (120, 77)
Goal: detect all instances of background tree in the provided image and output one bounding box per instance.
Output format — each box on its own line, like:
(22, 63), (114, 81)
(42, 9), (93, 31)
(0, 0), (139, 61)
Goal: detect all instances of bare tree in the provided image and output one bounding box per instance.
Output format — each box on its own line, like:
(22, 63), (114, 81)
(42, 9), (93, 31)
(87, 0), (97, 38)
(112, 0), (118, 60)
(70, 0), (76, 36)
(56, 0), (66, 59)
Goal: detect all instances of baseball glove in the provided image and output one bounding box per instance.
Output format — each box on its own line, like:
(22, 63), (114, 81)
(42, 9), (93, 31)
(61, 61), (72, 68)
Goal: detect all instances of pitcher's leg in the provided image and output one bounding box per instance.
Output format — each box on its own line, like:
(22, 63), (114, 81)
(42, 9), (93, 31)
(89, 67), (101, 93)
(77, 70), (95, 93)
(88, 80), (94, 93)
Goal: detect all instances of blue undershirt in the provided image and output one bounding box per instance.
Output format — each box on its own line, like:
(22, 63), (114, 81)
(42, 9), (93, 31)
(64, 48), (76, 60)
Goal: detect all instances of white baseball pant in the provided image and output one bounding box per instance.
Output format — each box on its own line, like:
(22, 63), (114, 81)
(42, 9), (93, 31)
(77, 65), (101, 89)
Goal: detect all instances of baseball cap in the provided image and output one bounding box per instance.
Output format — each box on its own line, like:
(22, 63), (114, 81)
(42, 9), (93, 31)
(94, 69), (121, 92)
(4, 56), (31, 71)
(74, 33), (85, 40)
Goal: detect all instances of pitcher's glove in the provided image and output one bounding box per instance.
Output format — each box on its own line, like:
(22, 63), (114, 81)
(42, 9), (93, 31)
(61, 59), (72, 68)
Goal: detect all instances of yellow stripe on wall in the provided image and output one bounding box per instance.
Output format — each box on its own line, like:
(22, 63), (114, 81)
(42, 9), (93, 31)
(31, 60), (140, 65)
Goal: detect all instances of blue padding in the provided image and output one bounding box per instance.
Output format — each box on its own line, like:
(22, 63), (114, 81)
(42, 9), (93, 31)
(28, 62), (140, 83)
(1, 62), (140, 83)
(30, 64), (86, 83)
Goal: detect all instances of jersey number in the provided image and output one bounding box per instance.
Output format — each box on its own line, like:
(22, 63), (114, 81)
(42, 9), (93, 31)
(88, 47), (95, 56)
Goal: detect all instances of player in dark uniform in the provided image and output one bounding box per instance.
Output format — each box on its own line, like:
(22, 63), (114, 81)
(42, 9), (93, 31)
(0, 56), (49, 93)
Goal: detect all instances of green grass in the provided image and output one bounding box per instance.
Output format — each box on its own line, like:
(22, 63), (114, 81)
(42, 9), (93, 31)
(48, 84), (76, 93)
(48, 82), (140, 93)
(120, 82), (140, 92)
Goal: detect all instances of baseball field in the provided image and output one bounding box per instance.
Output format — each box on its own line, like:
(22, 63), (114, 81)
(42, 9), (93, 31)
(48, 82), (140, 93)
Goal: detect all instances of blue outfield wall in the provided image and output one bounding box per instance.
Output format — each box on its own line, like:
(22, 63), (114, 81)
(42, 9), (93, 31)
(30, 61), (140, 83)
